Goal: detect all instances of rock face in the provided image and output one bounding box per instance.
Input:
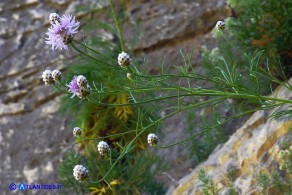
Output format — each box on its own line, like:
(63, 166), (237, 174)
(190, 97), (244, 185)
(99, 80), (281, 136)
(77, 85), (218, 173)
(0, 1), (108, 194)
(167, 80), (292, 195)
(124, 0), (231, 71)
(0, 0), (231, 194)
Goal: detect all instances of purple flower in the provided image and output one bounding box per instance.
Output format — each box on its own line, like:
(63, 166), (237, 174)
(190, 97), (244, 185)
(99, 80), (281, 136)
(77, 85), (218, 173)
(45, 14), (80, 51)
(67, 76), (79, 98)
(67, 75), (91, 99)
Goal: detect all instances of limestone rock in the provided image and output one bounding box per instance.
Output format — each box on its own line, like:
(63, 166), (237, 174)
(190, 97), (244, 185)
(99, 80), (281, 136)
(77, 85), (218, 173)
(167, 79), (292, 195)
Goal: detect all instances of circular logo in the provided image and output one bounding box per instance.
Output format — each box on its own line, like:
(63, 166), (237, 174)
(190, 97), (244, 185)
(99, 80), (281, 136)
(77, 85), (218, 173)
(9, 183), (17, 191)
(18, 183), (27, 191)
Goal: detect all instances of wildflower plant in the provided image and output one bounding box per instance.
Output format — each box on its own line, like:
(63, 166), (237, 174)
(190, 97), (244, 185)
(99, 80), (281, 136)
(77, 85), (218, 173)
(41, 0), (292, 194)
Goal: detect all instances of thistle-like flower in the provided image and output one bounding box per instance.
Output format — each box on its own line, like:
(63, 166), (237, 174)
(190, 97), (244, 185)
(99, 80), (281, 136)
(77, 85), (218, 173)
(45, 14), (80, 51)
(97, 141), (110, 155)
(118, 52), (131, 67)
(215, 21), (225, 30)
(52, 70), (62, 81)
(67, 75), (91, 99)
(42, 70), (55, 85)
(147, 133), (159, 146)
(73, 165), (89, 182)
(73, 127), (82, 137)
(49, 13), (60, 25)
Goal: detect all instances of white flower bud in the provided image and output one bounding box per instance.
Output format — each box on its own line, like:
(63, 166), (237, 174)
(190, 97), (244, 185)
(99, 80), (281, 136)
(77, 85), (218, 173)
(73, 127), (82, 137)
(49, 13), (60, 25)
(52, 70), (62, 81)
(73, 165), (89, 182)
(215, 21), (225, 30)
(42, 70), (54, 85)
(118, 52), (131, 67)
(147, 133), (159, 146)
(97, 141), (110, 155)
(77, 75), (88, 87)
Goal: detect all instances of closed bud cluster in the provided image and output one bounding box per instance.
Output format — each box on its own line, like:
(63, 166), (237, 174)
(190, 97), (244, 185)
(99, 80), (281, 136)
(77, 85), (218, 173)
(73, 127), (82, 137)
(73, 165), (89, 182)
(118, 52), (131, 68)
(97, 141), (110, 155)
(147, 133), (159, 146)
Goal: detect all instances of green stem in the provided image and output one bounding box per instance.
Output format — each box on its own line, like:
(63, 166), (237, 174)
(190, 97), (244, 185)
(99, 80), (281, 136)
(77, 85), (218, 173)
(109, 0), (125, 51)
(219, 92), (292, 104)
(75, 130), (137, 143)
(88, 85), (292, 106)
(87, 92), (221, 107)
(73, 40), (117, 62)
(156, 129), (209, 148)
(71, 43), (117, 68)
(52, 83), (69, 94)
(126, 65), (249, 92)
(89, 153), (125, 183)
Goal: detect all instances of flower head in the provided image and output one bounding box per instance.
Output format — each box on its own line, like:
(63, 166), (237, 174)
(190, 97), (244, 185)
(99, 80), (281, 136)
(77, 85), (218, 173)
(52, 70), (62, 81)
(118, 52), (131, 67)
(67, 75), (91, 99)
(97, 141), (110, 155)
(77, 75), (88, 87)
(73, 127), (82, 137)
(215, 21), (225, 30)
(45, 14), (80, 51)
(42, 70), (55, 85)
(73, 165), (89, 182)
(49, 13), (60, 25)
(147, 133), (159, 146)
